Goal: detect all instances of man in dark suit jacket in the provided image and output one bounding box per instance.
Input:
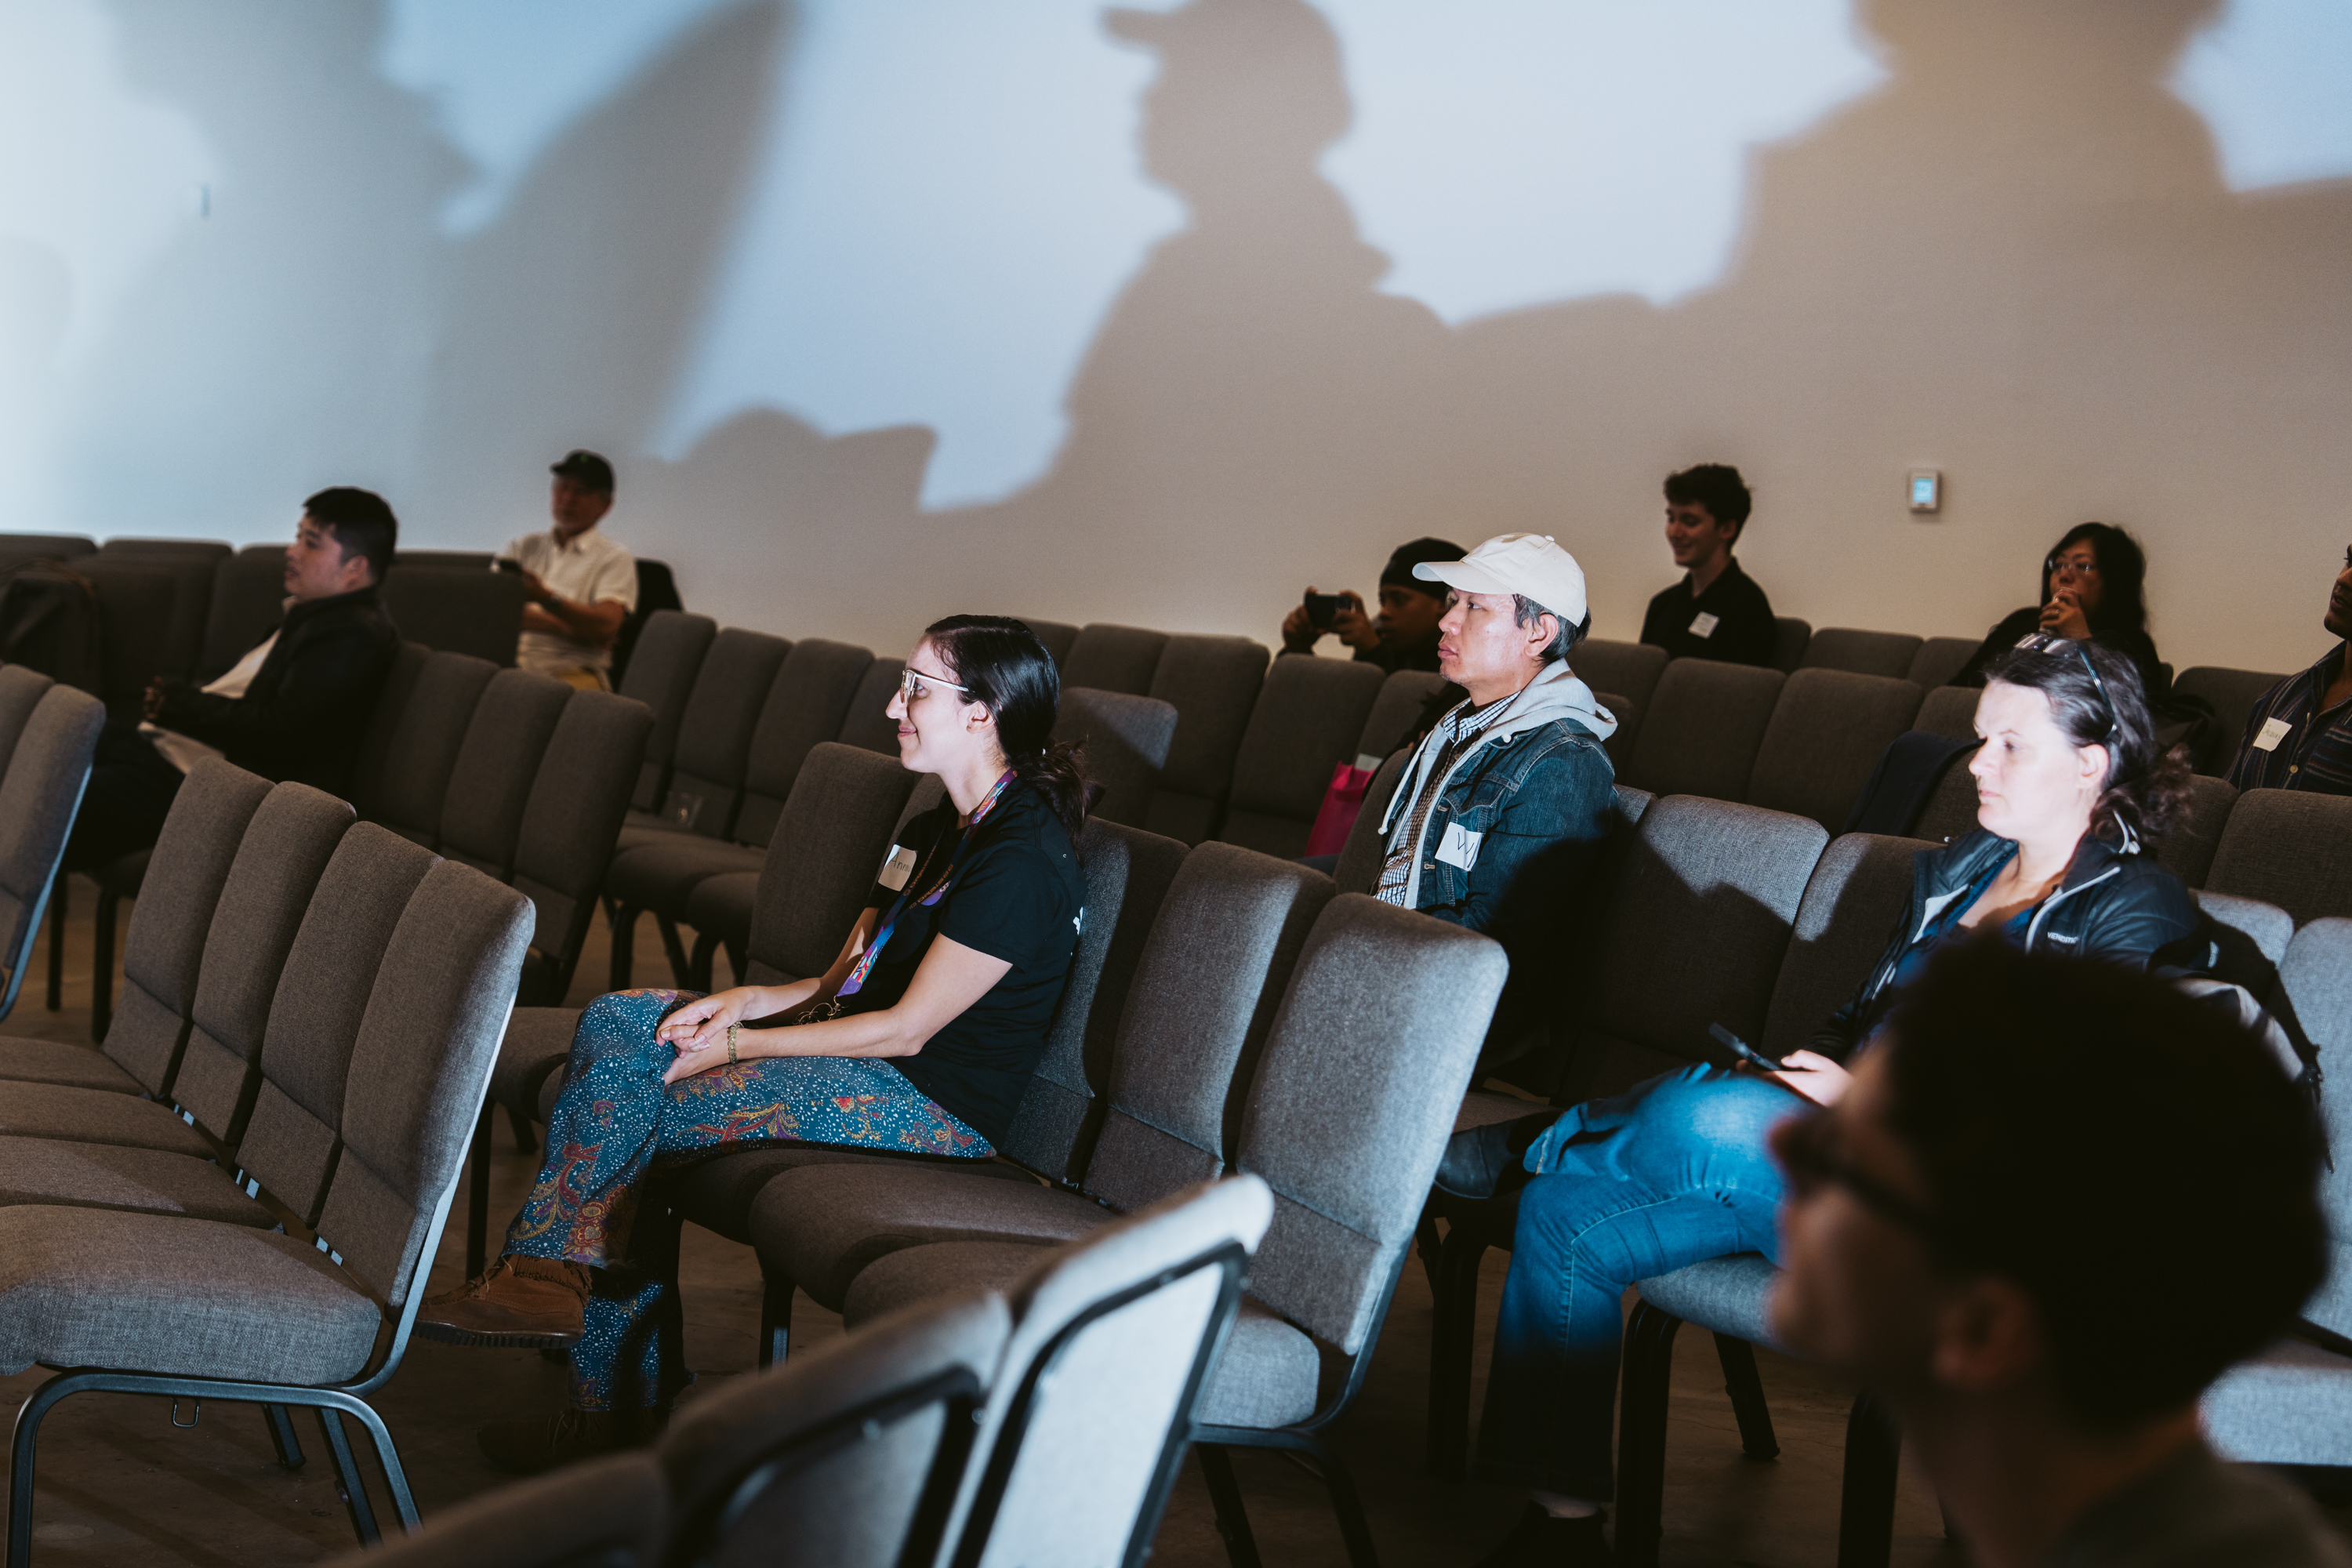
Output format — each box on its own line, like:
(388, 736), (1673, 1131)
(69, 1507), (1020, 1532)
(64, 488), (401, 869)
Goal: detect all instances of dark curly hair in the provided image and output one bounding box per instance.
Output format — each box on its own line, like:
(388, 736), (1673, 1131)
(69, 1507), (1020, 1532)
(1980, 636), (2192, 846)
(2039, 522), (2147, 638)
(920, 615), (1094, 845)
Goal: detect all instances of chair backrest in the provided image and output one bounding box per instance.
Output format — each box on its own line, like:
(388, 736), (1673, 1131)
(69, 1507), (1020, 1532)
(1053, 688), (1176, 829)
(236, 825), (441, 1225)
(616, 609), (717, 811)
(2270, 920), (2352, 1341)
(350, 641), (432, 820)
(1759, 832), (1933, 1062)
(1141, 633), (1269, 846)
(73, 556), (191, 720)
(734, 638), (876, 850)
(316, 859), (533, 1308)
(2191, 889), (2296, 997)
(1235, 898), (1506, 1360)
(199, 550), (291, 679)
(1906, 636), (1981, 691)
(1060, 623), (1167, 696)
(0, 663), (51, 775)
(512, 691), (656, 999)
(1914, 684), (1980, 742)
(2173, 666), (2288, 763)
(0, 683), (103, 1014)
(742, 744), (923, 985)
(1746, 670), (1926, 832)
(1080, 844), (1335, 1215)
(1800, 628), (1922, 680)
(1567, 796), (1828, 1098)
(1571, 638), (1668, 717)
(1218, 655), (1387, 858)
(341, 1453), (668, 1568)
(435, 670), (575, 877)
(2206, 789), (2352, 926)
(392, 550), (499, 572)
(1330, 750), (1408, 895)
(103, 760), (273, 1095)
(369, 650), (498, 846)
(998, 818), (1189, 1185)
(0, 533), (95, 561)
(1771, 617), (1811, 674)
(377, 565), (527, 666)
(1025, 619), (1080, 669)
(1356, 670), (1449, 766)
(1618, 660), (1785, 801)
(169, 784), (355, 1145)
(661, 627), (793, 840)
(2153, 774), (2237, 890)
(97, 537), (232, 558)
(93, 548), (221, 685)
(1593, 689), (1637, 769)
(837, 657), (906, 755)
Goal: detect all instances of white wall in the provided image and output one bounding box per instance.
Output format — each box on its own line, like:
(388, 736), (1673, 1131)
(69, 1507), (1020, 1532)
(2, 0), (2350, 676)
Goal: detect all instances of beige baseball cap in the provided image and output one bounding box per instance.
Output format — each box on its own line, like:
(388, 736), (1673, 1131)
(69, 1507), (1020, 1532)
(1414, 532), (1588, 626)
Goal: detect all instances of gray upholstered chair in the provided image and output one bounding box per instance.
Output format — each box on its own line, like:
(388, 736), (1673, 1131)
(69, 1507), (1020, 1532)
(1059, 622), (1169, 695)
(612, 626), (792, 856)
(1217, 655), (1387, 858)
(1570, 638), (1668, 718)
(198, 550), (289, 679)
(1771, 616), (1812, 674)
(1142, 632), (1270, 846)
(431, 668), (576, 879)
(2, 681), (103, 1025)
(376, 564), (528, 666)
(1024, 619), (1080, 670)
(347, 640), (432, 822)
(835, 655), (905, 754)
(0, 858), (532, 1559)
(616, 608), (717, 811)
(368, 650), (499, 848)
(1054, 686), (1177, 829)
(318, 1453), (668, 1568)
(1798, 627), (1923, 680)
(1746, 670), (1928, 833)
(1904, 636), (1982, 691)
(1356, 668), (1450, 766)
(0, 666), (53, 778)
(2171, 665), (2288, 771)
(2152, 774), (2237, 889)
(1913, 683), (1980, 742)
(2206, 789), (2352, 925)
(1615, 659), (1786, 803)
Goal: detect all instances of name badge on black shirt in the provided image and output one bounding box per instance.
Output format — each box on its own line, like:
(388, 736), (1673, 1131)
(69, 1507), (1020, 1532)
(1689, 612), (1719, 638)
(877, 844), (916, 891)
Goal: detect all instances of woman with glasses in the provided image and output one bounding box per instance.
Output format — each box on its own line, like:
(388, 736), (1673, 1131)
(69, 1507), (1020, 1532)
(1949, 521), (2166, 699)
(1465, 636), (2198, 1567)
(419, 615), (1091, 1472)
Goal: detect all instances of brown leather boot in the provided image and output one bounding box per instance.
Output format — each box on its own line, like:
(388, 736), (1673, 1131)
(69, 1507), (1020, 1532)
(415, 1256), (590, 1348)
(476, 1406), (666, 1476)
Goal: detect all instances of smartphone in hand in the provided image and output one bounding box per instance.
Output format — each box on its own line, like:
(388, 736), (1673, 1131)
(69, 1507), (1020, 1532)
(1305, 591), (1346, 630)
(1705, 1022), (1787, 1073)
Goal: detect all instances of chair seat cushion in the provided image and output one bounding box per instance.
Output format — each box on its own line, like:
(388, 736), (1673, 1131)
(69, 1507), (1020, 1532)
(0, 1081), (214, 1159)
(1635, 1252), (1783, 1348)
(614, 815), (688, 856)
(2202, 1338), (2352, 1467)
(665, 1145), (1041, 1245)
(0, 1039), (144, 1095)
(0, 1207), (383, 1384)
(490, 1007), (583, 1120)
(604, 840), (765, 912)
(843, 1240), (1319, 1429)
(680, 873), (759, 952)
(0, 1138), (272, 1226)
(749, 1164), (1112, 1310)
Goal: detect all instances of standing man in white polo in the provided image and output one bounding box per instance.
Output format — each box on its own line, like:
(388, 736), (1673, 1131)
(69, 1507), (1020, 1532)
(1372, 532), (1619, 1068)
(500, 449), (638, 690)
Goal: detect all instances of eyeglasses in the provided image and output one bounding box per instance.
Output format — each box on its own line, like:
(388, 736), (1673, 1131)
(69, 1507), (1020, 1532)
(2045, 554), (2100, 579)
(1776, 1107), (1940, 1237)
(899, 666), (971, 704)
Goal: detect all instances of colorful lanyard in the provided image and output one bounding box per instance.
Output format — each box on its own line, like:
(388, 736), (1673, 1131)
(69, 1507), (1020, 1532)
(837, 769), (1017, 998)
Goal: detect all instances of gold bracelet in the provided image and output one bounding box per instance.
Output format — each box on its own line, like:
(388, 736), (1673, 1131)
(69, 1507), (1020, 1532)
(727, 1022), (739, 1066)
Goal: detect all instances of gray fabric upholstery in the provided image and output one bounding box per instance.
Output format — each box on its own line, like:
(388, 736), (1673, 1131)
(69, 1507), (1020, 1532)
(236, 825), (441, 1225)
(1329, 750), (1406, 895)
(666, 1145), (1042, 1245)
(0, 1040), (140, 1094)
(1759, 833), (1934, 1062)
(1218, 655), (1386, 858)
(1061, 623), (1169, 696)
(1906, 637), (1982, 691)
(604, 834), (767, 913)
(1053, 687), (1176, 829)
(2150, 774), (2237, 890)
(619, 609), (717, 811)
(317, 861), (532, 1307)
(2173, 666), (2289, 767)
(436, 669), (574, 877)
(171, 784), (355, 1145)
(1026, 619), (1080, 669)
(1143, 633), (1270, 846)
(377, 566), (527, 667)
(1746, 670), (1926, 832)
(1083, 844), (1336, 1215)
(199, 551), (289, 678)
(731, 638), (876, 850)
(340, 1452), (668, 1568)
(1565, 796), (1827, 1099)
(2276, 920), (2352, 1341)
(738, 744), (921, 980)
(349, 641), (431, 822)
(1799, 628), (1922, 680)
(1617, 659), (1785, 802)
(0, 1080), (214, 1156)
(2191, 890), (2295, 995)
(997, 818), (1187, 1184)
(0, 684), (103, 995)
(1635, 1252), (1784, 1348)
(1356, 670), (1449, 764)
(1593, 691), (1636, 770)
(488, 1007), (583, 1123)
(81, 554), (215, 705)
(1914, 684), (1982, 742)
(0, 1137), (268, 1226)
(1571, 639), (1667, 717)
(2208, 790), (2352, 926)
(1912, 756), (1983, 844)
(1770, 618), (1810, 674)
(680, 873), (757, 971)
(2204, 1339), (2352, 1467)
(655, 627), (793, 840)
(837, 656), (904, 754)
(1236, 895), (1507, 1356)
(512, 689), (655, 1000)
(370, 651), (497, 844)
(0, 664), (53, 777)
(0, 1207), (382, 1383)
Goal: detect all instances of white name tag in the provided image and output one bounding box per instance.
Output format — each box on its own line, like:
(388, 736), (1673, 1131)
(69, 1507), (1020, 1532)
(1436, 822), (1482, 870)
(2252, 717), (2293, 753)
(1689, 611), (1720, 638)
(877, 844), (916, 891)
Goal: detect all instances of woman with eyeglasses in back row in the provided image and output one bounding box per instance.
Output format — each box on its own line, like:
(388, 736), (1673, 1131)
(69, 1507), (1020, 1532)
(416, 615), (1092, 1473)
(1459, 635), (2201, 1566)
(1949, 521), (2169, 700)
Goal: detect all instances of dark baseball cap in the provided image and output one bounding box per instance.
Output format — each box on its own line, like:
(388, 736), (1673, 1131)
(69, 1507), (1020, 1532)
(550, 449), (615, 493)
(1381, 537), (1466, 596)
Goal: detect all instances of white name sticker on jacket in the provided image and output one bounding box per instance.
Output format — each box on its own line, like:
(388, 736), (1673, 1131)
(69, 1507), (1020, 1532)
(1436, 822), (1483, 871)
(1689, 612), (1720, 638)
(2253, 717), (2293, 753)
(877, 844), (916, 891)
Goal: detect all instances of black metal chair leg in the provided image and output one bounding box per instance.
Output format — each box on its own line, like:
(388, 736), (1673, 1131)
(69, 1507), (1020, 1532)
(721, 937), (745, 989)
(44, 873), (64, 1011)
(1835, 1389), (1902, 1568)
(506, 1104), (538, 1155)
(7, 1371), (74, 1568)
(688, 930), (719, 993)
(1196, 1443), (1264, 1568)
(92, 885), (120, 1041)
(655, 914), (692, 991)
(466, 1105), (494, 1282)
(1713, 1334), (1780, 1460)
(1613, 1302), (1685, 1568)
(316, 1407), (382, 1546)
(757, 1270), (795, 1370)
(608, 904), (639, 991)
(263, 1403), (307, 1468)
(1297, 1432), (1382, 1568)
(1425, 1223), (1487, 1480)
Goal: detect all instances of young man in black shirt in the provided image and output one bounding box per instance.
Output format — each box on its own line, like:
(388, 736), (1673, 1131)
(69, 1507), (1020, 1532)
(1638, 464), (1777, 667)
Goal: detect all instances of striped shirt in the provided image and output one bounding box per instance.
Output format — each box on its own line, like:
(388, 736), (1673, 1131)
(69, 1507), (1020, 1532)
(1376, 696), (1510, 907)
(2227, 644), (2352, 797)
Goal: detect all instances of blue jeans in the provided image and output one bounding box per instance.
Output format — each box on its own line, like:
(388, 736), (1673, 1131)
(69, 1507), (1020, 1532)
(1473, 1065), (1798, 1500)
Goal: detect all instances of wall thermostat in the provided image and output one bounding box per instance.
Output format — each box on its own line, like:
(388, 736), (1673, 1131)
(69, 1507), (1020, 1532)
(1908, 469), (1941, 513)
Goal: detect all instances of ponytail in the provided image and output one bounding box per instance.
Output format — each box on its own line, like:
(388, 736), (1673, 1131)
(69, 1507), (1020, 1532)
(1013, 738), (1098, 846)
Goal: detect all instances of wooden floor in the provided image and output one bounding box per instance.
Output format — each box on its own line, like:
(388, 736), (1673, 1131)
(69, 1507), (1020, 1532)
(0, 873), (2107, 1566)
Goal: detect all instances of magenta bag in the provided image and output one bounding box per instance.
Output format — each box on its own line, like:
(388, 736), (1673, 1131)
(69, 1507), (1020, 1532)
(1304, 759), (1377, 858)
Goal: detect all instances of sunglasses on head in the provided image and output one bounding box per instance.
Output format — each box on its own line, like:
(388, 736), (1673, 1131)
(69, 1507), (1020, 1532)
(2012, 632), (2119, 741)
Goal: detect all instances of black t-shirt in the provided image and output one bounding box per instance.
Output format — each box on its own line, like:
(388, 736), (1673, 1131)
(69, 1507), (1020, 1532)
(1639, 556), (1777, 666)
(840, 781), (1083, 1146)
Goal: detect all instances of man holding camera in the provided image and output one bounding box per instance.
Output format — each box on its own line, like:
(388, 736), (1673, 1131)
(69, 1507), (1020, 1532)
(499, 448), (638, 691)
(1281, 536), (1464, 674)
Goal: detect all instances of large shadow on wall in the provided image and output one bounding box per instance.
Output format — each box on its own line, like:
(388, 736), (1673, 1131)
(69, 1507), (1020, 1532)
(412, 0), (791, 538)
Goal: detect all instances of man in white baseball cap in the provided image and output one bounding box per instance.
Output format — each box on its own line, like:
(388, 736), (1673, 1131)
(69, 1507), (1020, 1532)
(1369, 532), (1620, 1069)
